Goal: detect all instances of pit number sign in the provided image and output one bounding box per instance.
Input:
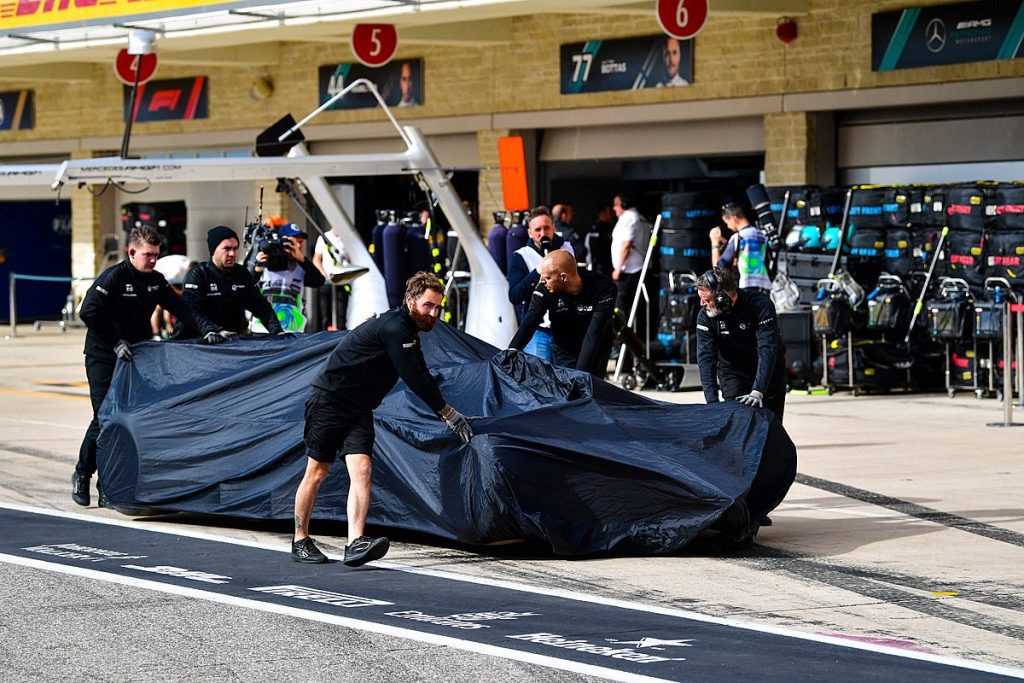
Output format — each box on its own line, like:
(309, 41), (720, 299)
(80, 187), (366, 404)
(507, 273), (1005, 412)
(656, 0), (709, 40)
(351, 24), (398, 67)
(113, 49), (158, 86)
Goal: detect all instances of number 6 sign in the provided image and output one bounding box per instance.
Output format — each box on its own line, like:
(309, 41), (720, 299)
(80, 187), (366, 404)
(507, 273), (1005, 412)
(351, 24), (398, 67)
(656, 0), (709, 40)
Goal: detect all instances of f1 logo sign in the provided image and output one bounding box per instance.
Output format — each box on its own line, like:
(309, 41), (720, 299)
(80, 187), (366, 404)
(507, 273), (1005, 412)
(656, 0), (709, 40)
(148, 89), (181, 112)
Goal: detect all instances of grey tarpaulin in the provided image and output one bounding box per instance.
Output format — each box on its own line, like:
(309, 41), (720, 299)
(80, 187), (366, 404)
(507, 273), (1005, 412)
(97, 322), (796, 556)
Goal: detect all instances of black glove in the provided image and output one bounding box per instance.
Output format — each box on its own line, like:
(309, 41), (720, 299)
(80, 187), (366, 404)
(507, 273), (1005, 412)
(203, 331), (225, 345)
(736, 390), (764, 408)
(440, 405), (473, 444)
(219, 330), (239, 342)
(114, 339), (133, 362)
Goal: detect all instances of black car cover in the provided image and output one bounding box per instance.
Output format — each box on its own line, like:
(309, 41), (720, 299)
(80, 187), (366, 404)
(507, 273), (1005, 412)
(96, 323), (796, 556)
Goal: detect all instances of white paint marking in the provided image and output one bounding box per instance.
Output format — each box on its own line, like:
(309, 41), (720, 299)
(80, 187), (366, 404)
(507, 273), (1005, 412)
(1, 502), (1022, 679)
(0, 416), (81, 430)
(0, 552), (671, 683)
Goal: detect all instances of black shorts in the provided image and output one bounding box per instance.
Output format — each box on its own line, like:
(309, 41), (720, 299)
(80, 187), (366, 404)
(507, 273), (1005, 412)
(303, 388), (375, 463)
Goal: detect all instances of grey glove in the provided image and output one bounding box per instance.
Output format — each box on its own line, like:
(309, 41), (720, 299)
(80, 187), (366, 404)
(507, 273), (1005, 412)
(440, 405), (473, 444)
(114, 339), (133, 362)
(218, 330), (239, 342)
(736, 390), (764, 408)
(275, 331), (297, 339)
(203, 331), (225, 345)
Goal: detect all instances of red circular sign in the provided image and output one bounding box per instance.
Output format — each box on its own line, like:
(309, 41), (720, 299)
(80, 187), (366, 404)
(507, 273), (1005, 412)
(656, 0), (709, 40)
(351, 23), (398, 67)
(114, 49), (158, 86)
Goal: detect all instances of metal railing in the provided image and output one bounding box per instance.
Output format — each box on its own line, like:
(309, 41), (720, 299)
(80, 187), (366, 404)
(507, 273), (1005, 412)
(7, 273), (92, 338)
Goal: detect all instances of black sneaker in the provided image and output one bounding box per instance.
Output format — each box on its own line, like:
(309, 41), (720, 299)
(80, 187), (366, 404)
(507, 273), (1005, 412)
(343, 536), (390, 567)
(292, 537), (328, 564)
(71, 473), (90, 507)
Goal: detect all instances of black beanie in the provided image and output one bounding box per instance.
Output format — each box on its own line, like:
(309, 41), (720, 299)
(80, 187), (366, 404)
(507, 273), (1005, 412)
(207, 225), (239, 256)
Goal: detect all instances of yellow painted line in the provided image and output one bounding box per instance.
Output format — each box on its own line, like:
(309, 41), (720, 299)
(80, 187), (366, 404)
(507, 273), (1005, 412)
(0, 388), (89, 402)
(932, 591), (960, 597)
(33, 379), (89, 388)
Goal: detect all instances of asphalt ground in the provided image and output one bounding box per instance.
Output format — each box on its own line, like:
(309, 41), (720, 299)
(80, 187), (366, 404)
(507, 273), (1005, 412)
(1, 327), (1022, 681)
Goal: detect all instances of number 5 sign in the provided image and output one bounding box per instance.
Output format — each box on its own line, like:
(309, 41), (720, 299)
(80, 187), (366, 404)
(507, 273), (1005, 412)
(656, 0), (709, 40)
(351, 24), (398, 67)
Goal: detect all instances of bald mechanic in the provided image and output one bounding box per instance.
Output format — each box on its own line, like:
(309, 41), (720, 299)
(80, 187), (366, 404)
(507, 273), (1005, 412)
(291, 272), (473, 567)
(509, 249), (617, 378)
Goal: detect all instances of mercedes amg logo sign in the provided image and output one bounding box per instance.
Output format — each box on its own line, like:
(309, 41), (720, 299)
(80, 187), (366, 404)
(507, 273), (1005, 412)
(925, 18), (947, 53)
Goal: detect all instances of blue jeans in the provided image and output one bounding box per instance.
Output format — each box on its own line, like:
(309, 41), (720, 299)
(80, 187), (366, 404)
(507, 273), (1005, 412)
(524, 328), (553, 362)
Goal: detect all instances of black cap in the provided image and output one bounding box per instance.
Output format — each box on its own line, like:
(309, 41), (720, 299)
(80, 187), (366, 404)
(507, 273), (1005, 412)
(207, 225), (239, 256)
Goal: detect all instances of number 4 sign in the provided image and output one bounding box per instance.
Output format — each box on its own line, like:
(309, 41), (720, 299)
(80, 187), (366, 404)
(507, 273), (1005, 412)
(656, 0), (709, 40)
(351, 24), (398, 67)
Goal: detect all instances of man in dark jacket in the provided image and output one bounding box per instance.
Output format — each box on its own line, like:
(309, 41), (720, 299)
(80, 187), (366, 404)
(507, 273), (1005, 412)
(180, 225), (284, 340)
(507, 206), (574, 360)
(73, 226), (193, 507)
(291, 272), (473, 567)
(509, 250), (617, 378)
(695, 267), (787, 422)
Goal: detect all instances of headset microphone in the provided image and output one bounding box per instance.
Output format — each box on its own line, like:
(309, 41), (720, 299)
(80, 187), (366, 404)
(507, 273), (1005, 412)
(703, 269), (733, 315)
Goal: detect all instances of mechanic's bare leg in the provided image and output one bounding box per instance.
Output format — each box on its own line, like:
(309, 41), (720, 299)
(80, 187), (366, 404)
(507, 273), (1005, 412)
(345, 453), (372, 540)
(293, 458), (331, 541)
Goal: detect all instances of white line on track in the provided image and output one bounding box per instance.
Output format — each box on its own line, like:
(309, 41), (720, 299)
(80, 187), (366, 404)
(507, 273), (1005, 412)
(0, 416), (82, 430)
(1, 502), (1021, 680)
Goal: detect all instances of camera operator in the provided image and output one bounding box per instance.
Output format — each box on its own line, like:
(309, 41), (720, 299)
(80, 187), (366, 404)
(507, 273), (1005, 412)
(508, 250), (616, 378)
(179, 226), (284, 342)
(709, 203), (771, 294)
(507, 206), (574, 360)
(291, 272), (472, 567)
(73, 226), (195, 507)
(249, 223), (325, 333)
(695, 267), (787, 423)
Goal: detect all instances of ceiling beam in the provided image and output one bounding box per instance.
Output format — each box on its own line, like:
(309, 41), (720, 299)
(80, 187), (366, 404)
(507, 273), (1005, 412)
(572, 0), (810, 15)
(0, 62), (94, 82)
(158, 42), (281, 66)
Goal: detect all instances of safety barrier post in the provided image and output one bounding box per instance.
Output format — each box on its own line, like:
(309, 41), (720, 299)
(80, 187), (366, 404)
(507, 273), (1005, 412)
(988, 302), (1024, 428)
(1017, 303), (1024, 408)
(8, 273), (16, 338)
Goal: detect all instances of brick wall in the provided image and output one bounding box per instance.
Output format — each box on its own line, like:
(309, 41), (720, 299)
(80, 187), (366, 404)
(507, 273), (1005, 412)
(2, 0), (1021, 255)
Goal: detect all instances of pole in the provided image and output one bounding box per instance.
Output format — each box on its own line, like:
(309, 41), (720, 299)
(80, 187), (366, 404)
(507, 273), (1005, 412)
(988, 302), (1023, 428)
(904, 226), (950, 344)
(120, 62), (142, 159)
(1005, 303), (1013, 423)
(1017, 304), (1024, 407)
(8, 272), (15, 339)
(613, 213), (661, 383)
(829, 188), (854, 278)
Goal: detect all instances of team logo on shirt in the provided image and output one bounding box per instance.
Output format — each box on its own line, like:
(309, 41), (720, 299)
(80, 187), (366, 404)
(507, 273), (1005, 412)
(739, 322), (748, 331)
(232, 284), (245, 291)
(210, 283), (218, 292)
(147, 284), (160, 293)
(576, 304), (593, 313)
(125, 284), (133, 293)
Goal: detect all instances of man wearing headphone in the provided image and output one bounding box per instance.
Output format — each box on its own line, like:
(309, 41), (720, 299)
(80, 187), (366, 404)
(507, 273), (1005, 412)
(695, 267), (787, 423)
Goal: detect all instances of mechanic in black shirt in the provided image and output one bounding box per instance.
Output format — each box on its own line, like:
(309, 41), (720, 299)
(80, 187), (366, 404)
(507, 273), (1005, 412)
(179, 225), (284, 340)
(508, 249), (617, 378)
(695, 267), (787, 422)
(72, 226), (194, 507)
(291, 272), (473, 567)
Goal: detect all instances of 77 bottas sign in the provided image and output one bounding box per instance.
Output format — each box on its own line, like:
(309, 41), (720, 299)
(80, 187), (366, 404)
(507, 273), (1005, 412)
(561, 34), (694, 94)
